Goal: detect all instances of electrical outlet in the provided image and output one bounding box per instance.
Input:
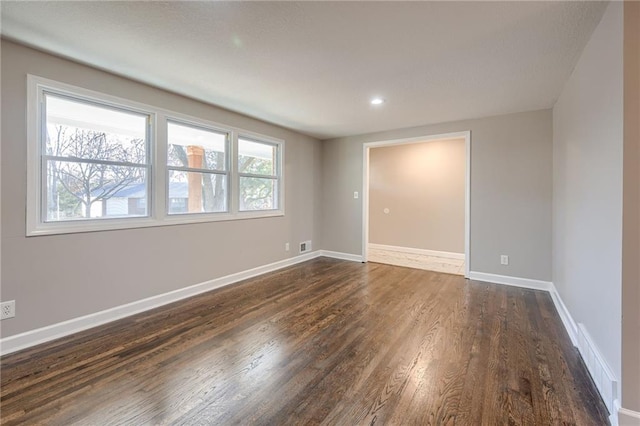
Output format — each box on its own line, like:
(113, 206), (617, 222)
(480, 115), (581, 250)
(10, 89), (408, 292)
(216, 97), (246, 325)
(353, 191), (359, 199)
(1, 301), (15, 320)
(300, 240), (312, 254)
(285, 242), (290, 252)
(500, 255), (509, 265)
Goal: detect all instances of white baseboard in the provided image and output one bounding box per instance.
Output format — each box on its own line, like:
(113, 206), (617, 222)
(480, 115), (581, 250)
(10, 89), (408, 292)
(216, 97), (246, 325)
(467, 271), (552, 291)
(368, 243), (464, 260)
(612, 400), (622, 426)
(549, 285), (618, 419)
(618, 406), (640, 426)
(320, 250), (364, 262)
(549, 283), (578, 346)
(576, 322), (618, 415)
(367, 244), (464, 276)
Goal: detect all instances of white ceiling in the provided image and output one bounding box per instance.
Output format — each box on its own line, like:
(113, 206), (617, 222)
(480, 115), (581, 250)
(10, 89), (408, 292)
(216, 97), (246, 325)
(1, 1), (607, 140)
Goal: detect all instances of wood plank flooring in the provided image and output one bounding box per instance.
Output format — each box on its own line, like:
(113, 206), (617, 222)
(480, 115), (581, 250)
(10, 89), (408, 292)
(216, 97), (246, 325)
(0, 258), (609, 425)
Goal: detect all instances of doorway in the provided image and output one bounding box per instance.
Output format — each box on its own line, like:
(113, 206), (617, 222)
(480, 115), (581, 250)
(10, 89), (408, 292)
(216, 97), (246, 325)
(362, 131), (470, 277)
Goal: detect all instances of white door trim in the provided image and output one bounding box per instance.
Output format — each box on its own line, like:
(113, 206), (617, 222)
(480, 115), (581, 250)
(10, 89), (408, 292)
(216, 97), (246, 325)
(362, 131), (471, 278)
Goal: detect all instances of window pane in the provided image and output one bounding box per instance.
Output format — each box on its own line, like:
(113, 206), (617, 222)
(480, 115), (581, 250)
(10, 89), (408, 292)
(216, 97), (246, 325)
(168, 170), (227, 214)
(238, 139), (276, 175)
(45, 160), (147, 221)
(168, 122), (227, 171)
(239, 177), (277, 211)
(45, 94), (147, 164)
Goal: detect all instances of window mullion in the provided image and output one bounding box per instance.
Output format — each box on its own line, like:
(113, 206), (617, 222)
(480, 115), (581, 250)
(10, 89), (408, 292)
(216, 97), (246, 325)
(43, 155), (149, 168)
(152, 113), (165, 221)
(168, 165), (227, 175)
(238, 172), (277, 180)
(39, 96), (48, 224)
(41, 156), (49, 224)
(230, 130), (239, 215)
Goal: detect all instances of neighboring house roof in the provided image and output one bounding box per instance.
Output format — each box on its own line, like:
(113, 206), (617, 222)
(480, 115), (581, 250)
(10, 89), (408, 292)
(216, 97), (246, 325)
(92, 182), (189, 199)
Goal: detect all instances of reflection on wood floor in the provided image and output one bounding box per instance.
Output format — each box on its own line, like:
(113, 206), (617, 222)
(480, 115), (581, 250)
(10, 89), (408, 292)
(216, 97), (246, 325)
(0, 258), (608, 425)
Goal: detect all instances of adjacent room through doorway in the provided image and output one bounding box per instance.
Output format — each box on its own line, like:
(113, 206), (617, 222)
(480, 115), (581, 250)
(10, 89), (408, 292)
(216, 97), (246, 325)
(363, 133), (470, 276)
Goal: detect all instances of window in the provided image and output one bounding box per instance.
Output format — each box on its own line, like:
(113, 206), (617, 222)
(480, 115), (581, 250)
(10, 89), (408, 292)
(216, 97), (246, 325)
(238, 138), (280, 211)
(27, 76), (284, 236)
(42, 92), (150, 222)
(167, 121), (229, 214)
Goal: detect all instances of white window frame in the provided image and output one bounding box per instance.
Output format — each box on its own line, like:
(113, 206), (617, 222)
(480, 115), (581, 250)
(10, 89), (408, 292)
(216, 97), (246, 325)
(236, 136), (283, 214)
(27, 76), (157, 236)
(165, 118), (231, 216)
(27, 75), (285, 237)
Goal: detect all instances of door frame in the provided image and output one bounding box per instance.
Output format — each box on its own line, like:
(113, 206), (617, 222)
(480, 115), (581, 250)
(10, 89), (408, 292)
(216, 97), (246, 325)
(362, 130), (471, 278)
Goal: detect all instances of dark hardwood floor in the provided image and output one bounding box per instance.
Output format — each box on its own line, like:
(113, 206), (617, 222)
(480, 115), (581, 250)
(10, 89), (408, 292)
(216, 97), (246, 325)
(1, 258), (609, 425)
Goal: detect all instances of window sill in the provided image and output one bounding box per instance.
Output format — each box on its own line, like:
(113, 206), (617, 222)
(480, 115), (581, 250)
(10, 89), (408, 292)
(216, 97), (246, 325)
(26, 210), (285, 237)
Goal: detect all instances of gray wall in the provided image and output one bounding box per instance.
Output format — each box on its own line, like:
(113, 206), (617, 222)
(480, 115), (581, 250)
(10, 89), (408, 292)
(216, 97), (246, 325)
(552, 1), (623, 396)
(0, 40), (323, 338)
(322, 110), (553, 280)
(369, 139), (465, 253)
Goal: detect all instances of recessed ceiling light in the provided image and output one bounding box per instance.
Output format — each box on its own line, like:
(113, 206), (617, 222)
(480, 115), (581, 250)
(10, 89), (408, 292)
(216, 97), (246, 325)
(370, 98), (385, 105)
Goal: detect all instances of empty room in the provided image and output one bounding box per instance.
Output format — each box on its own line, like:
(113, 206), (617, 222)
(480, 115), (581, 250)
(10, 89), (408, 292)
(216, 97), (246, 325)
(0, 1), (638, 425)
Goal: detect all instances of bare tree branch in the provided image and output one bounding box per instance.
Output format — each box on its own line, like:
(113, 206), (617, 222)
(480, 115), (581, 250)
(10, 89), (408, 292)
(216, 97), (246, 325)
(47, 126), (147, 218)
